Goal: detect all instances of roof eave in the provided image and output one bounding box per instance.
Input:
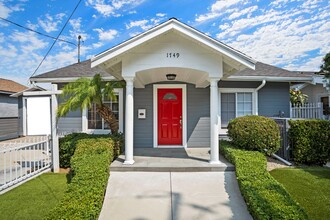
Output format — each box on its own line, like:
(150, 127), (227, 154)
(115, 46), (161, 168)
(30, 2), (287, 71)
(224, 76), (314, 82)
(30, 76), (117, 83)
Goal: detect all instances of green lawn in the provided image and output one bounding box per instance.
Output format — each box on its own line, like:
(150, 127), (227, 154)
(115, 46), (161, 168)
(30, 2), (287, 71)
(270, 167), (330, 220)
(0, 173), (67, 220)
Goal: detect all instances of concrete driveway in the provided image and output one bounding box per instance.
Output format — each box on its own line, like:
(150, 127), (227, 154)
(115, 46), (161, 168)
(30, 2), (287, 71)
(99, 172), (252, 220)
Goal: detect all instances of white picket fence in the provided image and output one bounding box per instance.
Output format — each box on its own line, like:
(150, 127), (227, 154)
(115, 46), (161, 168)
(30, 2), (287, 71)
(290, 102), (324, 119)
(0, 136), (51, 193)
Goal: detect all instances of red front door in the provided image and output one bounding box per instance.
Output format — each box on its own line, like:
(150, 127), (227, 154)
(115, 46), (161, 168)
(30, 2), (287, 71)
(158, 88), (182, 145)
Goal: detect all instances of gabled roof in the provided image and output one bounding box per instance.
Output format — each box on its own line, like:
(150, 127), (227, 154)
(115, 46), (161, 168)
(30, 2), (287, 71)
(30, 60), (114, 83)
(224, 62), (314, 82)
(92, 18), (256, 70)
(0, 78), (28, 94)
(10, 85), (47, 97)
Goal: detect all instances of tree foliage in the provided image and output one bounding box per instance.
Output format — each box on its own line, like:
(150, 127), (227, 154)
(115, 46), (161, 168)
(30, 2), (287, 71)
(320, 51), (330, 78)
(290, 89), (308, 105)
(57, 74), (123, 134)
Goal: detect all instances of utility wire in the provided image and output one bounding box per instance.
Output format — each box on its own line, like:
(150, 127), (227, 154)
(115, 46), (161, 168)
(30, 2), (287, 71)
(0, 16), (76, 46)
(30, 0), (82, 78)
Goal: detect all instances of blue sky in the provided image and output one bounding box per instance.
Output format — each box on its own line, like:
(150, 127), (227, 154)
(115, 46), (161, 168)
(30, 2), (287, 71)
(0, 0), (329, 86)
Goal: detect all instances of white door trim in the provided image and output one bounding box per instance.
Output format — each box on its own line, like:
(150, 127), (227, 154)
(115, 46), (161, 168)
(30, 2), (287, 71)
(153, 84), (187, 148)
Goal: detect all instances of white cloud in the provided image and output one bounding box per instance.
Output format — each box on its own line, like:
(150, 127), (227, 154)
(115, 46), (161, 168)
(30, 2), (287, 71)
(94, 4), (114, 17)
(70, 18), (82, 30)
(126, 19), (149, 30)
(86, 0), (145, 17)
(38, 13), (66, 33)
(0, 1), (24, 19)
(0, 2), (11, 18)
(195, 0), (240, 22)
(228, 5), (258, 20)
(93, 28), (118, 41)
(156, 13), (166, 17)
(92, 42), (104, 49)
(10, 31), (48, 52)
(128, 31), (141, 37)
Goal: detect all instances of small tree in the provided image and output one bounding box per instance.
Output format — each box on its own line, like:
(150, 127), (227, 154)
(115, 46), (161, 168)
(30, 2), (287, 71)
(320, 52), (330, 78)
(290, 89), (308, 106)
(57, 74), (122, 134)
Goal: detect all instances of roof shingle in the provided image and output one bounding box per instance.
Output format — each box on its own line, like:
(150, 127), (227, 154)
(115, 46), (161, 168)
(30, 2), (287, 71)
(30, 59), (111, 80)
(0, 78), (28, 94)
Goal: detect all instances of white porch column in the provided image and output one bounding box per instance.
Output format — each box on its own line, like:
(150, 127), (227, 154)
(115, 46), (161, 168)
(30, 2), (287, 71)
(124, 77), (135, 165)
(51, 84), (60, 172)
(210, 78), (221, 164)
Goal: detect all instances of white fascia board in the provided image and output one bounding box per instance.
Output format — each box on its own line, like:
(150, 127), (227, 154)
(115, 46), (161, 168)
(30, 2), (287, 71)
(91, 19), (256, 70)
(10, 86), (47, 97)
(22, 90), (62, 96)
(30, 76), (116, 83)
(224, 76), (313, 82)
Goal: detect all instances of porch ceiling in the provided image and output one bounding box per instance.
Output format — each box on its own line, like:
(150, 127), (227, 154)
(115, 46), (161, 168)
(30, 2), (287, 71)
(135, 67), (209, 88)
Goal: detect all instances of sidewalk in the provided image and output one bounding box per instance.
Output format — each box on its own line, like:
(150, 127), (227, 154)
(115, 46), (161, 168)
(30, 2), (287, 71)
(99, 171), (252, 220)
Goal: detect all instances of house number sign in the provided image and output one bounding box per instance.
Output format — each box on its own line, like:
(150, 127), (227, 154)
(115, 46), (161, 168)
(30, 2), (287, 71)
(166, 53), (180, 58)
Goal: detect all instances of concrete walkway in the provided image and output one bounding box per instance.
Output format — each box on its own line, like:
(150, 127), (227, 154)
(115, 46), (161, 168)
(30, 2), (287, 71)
(99, 171), (252, 220)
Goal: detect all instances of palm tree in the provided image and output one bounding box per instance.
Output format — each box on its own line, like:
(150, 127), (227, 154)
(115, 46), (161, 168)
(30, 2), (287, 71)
(57, 74), (121, 134)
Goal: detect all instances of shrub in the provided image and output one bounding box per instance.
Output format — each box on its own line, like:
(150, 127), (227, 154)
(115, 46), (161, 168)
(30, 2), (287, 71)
(59, 133), (124, 168)
(289, 120), (330, 165)
(59, 133), (91, 168)
(227, 115), (280, 155)
(47, 137), (121, 219)
(220, 141), (309, 220)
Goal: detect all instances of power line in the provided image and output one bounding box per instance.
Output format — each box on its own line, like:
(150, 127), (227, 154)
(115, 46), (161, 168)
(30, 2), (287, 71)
(0, 16), (76, 46)
(30, 0), (82, 78)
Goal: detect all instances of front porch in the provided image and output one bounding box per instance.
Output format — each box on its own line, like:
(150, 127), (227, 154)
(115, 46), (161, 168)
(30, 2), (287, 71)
(111, 148), (234, 172)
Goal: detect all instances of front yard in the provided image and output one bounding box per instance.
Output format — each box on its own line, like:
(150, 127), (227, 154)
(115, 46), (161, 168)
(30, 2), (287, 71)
(0, 173), (67, 220)
(271, 167), (330, 220)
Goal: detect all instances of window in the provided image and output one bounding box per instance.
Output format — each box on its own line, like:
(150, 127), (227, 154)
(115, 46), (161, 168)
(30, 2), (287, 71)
(220, 90), (255, 128)
(163, 93), (177, 100)
(237, 93), (253, 116)
(83, 88), (123, 133)
(88, 93), (119, 129)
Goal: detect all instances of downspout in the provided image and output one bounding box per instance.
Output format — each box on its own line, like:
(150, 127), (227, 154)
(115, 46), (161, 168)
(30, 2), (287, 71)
(255, 80), (266, 115)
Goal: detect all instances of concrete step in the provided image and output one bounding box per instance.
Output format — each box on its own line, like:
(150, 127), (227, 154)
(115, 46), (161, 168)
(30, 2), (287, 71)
(110, 148), (235, 172)
(110, 165), (235, 172)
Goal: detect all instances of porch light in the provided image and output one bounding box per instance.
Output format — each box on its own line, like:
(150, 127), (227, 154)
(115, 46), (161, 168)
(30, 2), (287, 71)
(166, 74), (176, 80)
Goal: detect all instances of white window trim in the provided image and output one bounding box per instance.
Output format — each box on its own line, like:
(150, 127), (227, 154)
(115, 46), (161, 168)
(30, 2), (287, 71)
(153, 84), (187, 148)
(82, 88), (123, 134)
(218, 88), (258, 129)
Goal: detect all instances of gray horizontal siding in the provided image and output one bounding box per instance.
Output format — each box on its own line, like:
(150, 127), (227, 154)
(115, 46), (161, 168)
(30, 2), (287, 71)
(187, 117), (210, 148)
(58, 117), (82, 135)
(258, 82), (290, 117)
(187, 85), (210, 147)
(0, 118), (18, 140)
(57, 87), (83, 135)
(134, 85), (153, 148)
(0, 94), (18, 117)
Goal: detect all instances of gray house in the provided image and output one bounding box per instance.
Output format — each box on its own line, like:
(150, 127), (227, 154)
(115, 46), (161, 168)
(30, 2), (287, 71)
(0, 78), (27, 140)
(30, 18), (313, 166)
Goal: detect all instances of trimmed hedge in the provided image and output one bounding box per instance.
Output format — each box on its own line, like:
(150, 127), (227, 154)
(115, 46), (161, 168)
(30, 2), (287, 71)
(228, 115), (280, 155)
(289, 120), (330, 165)
(220, 141), (309, 220)
(46, 136), (122, 219)
(59, 133), (123, 168)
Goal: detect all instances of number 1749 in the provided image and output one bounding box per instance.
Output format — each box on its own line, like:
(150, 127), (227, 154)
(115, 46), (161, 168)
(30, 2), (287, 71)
(166, 53), (180, 58)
